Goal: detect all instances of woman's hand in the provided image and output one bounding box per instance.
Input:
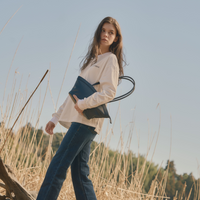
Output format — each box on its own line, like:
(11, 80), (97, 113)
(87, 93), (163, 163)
(45, 121), (55, 135)
(73, 95), (83, 115)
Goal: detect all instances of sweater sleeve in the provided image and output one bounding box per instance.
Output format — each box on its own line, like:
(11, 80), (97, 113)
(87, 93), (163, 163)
(77, 54), (119, 110)
(50, 96), (69, 125)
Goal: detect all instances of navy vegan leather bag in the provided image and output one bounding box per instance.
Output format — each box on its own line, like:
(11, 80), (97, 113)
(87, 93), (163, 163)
(69, 76), (135, 123)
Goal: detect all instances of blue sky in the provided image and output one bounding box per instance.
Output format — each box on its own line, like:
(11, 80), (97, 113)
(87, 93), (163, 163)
(0, 1), (200, 178)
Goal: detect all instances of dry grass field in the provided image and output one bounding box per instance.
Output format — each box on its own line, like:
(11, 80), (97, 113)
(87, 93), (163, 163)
(0, 66), (173, 200)
(0, 111), (171, 200)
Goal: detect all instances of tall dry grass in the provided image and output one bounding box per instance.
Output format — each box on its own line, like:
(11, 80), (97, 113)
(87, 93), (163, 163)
(0, 85), (171, 200)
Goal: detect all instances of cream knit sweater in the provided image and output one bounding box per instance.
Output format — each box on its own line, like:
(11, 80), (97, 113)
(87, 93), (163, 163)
(50, 52), (119, 134)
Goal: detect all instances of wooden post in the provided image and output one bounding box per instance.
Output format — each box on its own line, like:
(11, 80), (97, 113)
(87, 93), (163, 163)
(0, 158), (36, 200)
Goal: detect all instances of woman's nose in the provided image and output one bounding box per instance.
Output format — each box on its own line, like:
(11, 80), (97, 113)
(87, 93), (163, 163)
(103, 32), (108, 37)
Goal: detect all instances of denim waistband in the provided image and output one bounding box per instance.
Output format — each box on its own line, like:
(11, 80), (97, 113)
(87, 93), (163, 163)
(71, 122), (97, 135)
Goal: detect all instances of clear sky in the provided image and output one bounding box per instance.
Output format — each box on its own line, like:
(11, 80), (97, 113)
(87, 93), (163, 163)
(0, 1), (200, 178)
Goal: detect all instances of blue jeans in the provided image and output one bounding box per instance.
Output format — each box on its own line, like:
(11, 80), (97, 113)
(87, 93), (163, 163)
(36, 122), (97, 200)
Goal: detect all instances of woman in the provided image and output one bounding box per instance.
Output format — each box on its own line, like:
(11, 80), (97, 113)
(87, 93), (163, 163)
(37, 16), (125, 200)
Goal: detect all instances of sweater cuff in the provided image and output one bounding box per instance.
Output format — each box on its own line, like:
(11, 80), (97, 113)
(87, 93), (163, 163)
(50, 115), (59, 126)
(77, 99), (87, 111)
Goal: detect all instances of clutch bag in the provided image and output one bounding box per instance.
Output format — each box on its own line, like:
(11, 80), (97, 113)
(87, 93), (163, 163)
(69, 76), (112, 123)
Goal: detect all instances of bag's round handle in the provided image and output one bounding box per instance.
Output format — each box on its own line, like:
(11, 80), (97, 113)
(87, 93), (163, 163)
(108, 76), (135, 103)
(92, 76), (135, 103)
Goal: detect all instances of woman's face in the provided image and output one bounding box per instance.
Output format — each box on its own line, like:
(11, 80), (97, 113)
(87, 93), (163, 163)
(100, 23), (118, 48)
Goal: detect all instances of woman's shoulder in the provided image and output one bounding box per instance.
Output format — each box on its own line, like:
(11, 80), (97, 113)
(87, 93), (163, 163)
(106, 53), (119, 67)
(107, 52), (117, 61)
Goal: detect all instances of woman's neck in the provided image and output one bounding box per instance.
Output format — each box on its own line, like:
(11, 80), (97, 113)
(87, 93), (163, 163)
(98, 46), (110, 55)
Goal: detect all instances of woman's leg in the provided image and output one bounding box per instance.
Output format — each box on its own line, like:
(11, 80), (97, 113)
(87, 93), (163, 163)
(36, 122), (97, 200)
(71, 125), (97, 200)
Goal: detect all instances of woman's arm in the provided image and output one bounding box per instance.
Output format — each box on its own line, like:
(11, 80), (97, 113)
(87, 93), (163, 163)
(77, 54), (119, 110)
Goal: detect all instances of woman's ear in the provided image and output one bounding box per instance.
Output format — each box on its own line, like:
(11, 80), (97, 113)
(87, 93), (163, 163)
(114, 36), (118, 42)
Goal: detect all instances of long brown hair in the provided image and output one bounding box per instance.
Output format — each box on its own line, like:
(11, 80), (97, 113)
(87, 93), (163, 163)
(80, 16), (126, 77)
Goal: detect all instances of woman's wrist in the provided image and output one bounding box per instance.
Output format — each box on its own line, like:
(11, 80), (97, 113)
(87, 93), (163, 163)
(50, 116), (58, 126)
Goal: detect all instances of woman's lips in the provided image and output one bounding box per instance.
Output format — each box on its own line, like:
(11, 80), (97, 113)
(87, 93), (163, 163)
(102, 38), (108, 41)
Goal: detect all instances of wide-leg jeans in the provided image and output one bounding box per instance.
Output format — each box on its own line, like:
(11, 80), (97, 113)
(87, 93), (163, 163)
(36, 122), (97, 200)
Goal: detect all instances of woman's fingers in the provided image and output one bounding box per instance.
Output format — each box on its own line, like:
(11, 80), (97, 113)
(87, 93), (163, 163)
(74, 104), (83, 115)
(45, 123), (49, 133)
(73, 94), (78, 102)
(48, 128), (53, 135)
